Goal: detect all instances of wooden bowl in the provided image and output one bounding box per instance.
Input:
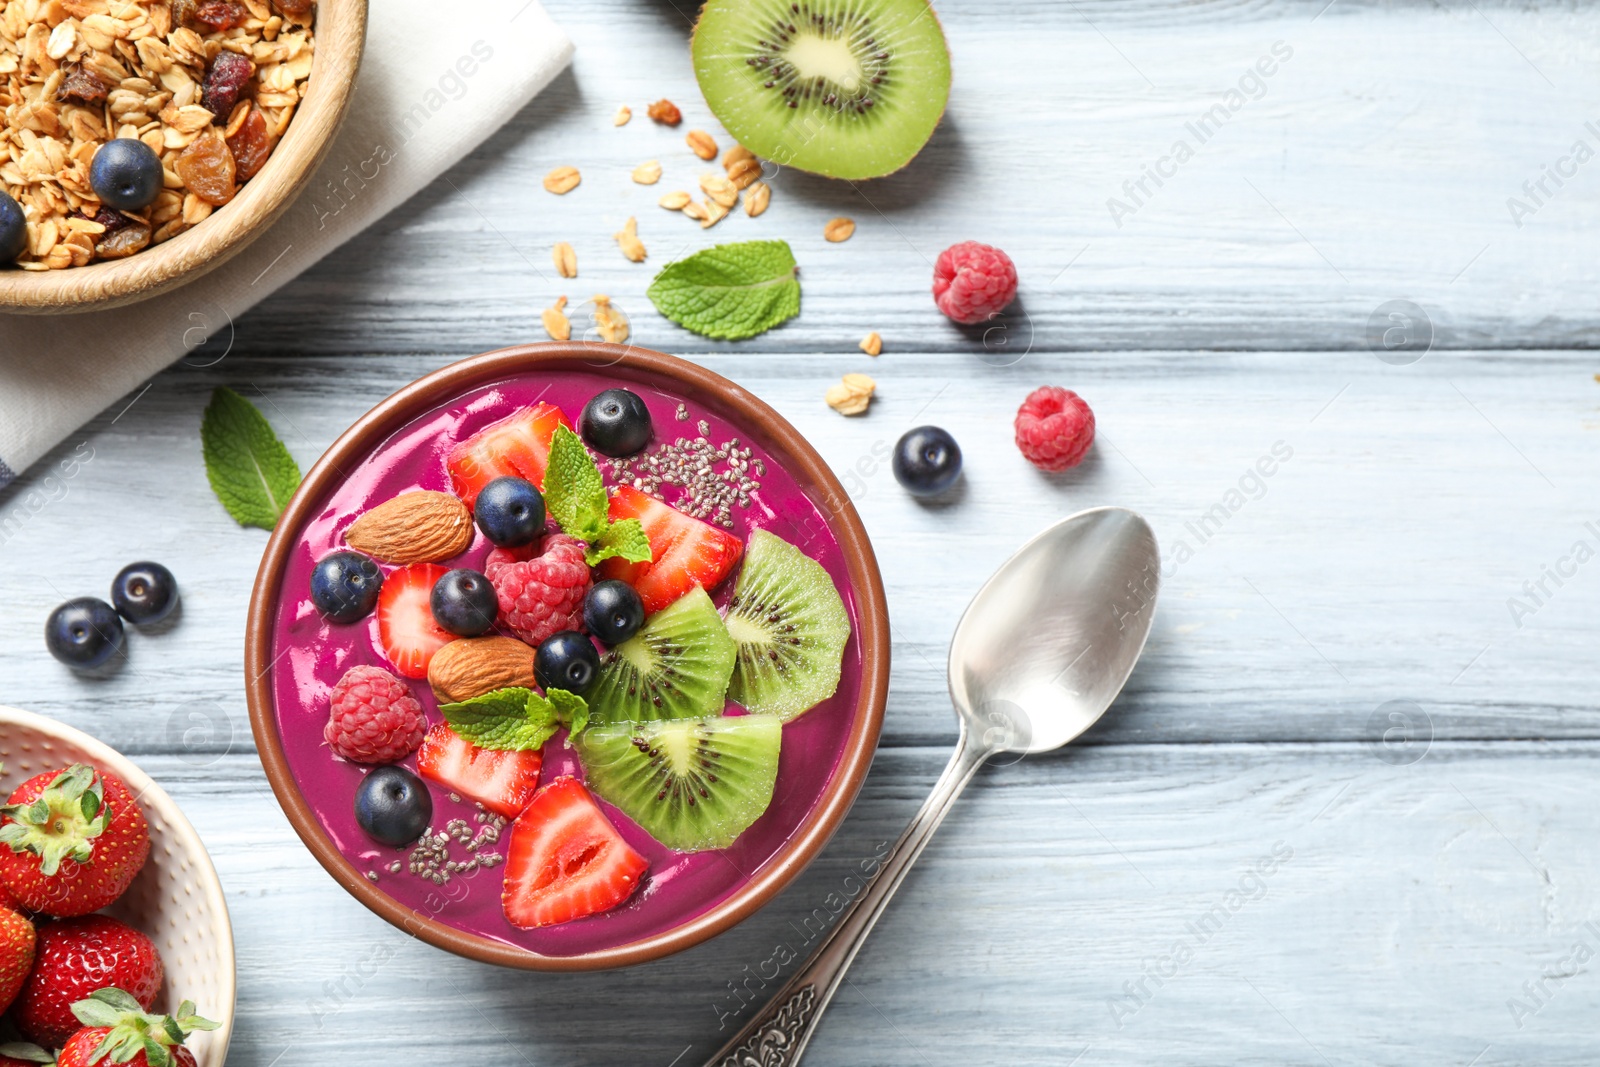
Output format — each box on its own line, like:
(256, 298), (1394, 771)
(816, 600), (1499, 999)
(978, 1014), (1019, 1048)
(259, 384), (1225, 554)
(0, 707), (236, 1064)
(0, 0), (367, 314)
(245, 342), (891, 970)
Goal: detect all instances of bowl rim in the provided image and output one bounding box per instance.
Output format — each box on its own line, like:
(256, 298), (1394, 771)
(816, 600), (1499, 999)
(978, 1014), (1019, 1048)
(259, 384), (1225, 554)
(0, 705), (237, 1061)
(244, 342), (891, 971)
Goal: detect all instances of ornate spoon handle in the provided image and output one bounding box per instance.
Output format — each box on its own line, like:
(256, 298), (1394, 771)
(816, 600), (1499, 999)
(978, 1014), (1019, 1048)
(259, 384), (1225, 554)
(704, 723), (993, 1067)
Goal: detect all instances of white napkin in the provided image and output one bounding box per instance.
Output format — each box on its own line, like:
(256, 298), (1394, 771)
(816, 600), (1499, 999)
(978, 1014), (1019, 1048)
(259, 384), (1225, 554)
(0, 0), (573, 488)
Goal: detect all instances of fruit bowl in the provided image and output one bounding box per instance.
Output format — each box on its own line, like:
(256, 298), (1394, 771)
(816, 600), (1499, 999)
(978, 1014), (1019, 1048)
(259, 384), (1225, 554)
(246, 342), (890, 970)
(0, 707), (235, 1064)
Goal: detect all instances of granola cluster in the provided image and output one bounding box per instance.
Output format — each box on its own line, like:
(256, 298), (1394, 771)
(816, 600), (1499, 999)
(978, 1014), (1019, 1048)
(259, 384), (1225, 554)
(0, 0), (315, 270)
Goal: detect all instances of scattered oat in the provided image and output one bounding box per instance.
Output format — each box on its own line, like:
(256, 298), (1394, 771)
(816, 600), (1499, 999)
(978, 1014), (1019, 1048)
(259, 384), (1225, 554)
(700, 173), (737, 209)
(744, 182), (771, 217)
(699, 199), (730, 229)
(552, 242), (577, 278)
(648, 99), (683, 126)
(860, 332), (883, 357)
(544, 166), (582, 195)
(723, 144), (755, 169)
(659, 190), (693, 210)
(726, 157), (762, 190)
(542, 296), (571, 341)
(614, 216), (646, 262)
(686, 129), (717, 160)
(593, 295), (630, 344)
(825, 373), (876, 416)
(681, 201), (710, 223)
(613, 105), (632, 126)
(824, 217), (856, 242)
(632, 160), (663, 185)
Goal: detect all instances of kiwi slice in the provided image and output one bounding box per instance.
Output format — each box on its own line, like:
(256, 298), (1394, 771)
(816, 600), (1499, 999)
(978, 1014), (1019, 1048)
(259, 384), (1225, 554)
(724, 529), (851, 721)
(578, 714), (782, 852)
(587, 586), (737, 724)
(691, 0), (952, 180)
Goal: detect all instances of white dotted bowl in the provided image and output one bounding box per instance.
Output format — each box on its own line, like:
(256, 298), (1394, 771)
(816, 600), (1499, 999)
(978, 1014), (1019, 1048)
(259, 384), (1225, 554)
(0, 708), (234, 1064)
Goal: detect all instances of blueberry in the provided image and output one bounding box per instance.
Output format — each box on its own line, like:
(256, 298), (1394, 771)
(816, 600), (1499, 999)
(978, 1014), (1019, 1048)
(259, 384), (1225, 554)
(892, 426), (963, 497)
(111, 561), (178, 625)
(45, 598), (125, 670)
(89, 139), (164, 212)
(0, 190), (25, 264)
(310, 551), (383, 622)
(535, 630), (601, 694)
(583, 580), (645, 646)
(354, 765), (432, 846)
(579, 388), (652, 457)
(473, 476), (545, 547)
(430, 568), (498, 637)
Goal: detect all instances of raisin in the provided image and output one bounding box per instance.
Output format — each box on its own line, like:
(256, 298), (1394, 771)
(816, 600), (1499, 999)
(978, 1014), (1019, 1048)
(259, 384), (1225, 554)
(271, 0), (313, 19)
(176, 132), (236, 206)
(170, 0), (198, 29)
(56, 66), (109, 106)
(200, 52), (255, 123)
(647, 99), (682, 126)
(188, 0), (248, 31)
(95, 221), (152, 260)
(226, 106), (272, 182)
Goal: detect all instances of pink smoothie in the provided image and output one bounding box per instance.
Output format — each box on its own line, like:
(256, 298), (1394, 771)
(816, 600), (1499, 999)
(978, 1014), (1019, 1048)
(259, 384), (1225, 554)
(267, 369), (865, 957)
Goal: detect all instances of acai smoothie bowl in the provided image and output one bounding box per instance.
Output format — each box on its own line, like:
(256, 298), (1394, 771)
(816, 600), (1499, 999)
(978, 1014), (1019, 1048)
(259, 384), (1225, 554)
(245, 342), (889, 970)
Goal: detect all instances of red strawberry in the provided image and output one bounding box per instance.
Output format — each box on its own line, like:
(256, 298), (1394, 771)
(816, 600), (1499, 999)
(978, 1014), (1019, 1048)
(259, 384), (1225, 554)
(55, 988), (216, 1067)
(416, 724), (542, 818)
(0, 906), (35, 1014)
(0, 765), (150, 917)
(501, 776), (646, 929)
(598, 486), (742, 613)
(14, 916), (163, 1048)
(375, 562), (453, 678)
(447, 403), (572, 508)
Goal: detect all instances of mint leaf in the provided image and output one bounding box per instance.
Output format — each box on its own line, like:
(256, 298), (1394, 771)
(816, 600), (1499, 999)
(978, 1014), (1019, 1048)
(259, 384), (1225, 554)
(546, 688), (590, 744)
(439, 688), (561, 751)
(543, 425), (610, 542)
(647, 240), (800, 341)
(585, 517), (652, 567)
(200, 387), (301, 530)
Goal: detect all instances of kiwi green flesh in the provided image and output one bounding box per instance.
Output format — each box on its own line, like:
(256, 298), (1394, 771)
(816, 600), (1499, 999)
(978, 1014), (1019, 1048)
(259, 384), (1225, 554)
(691, 0), (952, 180)
(587, 586), (737, 725)
(725, 529), (851, 722)
(578, 714), (782, 852)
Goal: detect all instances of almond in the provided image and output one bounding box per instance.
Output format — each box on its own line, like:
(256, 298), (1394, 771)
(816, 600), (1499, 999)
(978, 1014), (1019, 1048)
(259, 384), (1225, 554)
(344, 491), (473, 564)
(428, 636), (537, 704)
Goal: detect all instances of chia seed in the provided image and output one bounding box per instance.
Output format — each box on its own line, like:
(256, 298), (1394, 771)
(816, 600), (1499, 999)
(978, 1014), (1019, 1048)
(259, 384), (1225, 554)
(404, 814), (508, 888)
(604, 422), (765, 530)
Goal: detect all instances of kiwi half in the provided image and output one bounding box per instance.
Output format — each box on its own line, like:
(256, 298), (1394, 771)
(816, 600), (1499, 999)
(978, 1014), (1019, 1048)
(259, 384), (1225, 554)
(578, 713), (782, 852)
(724, 529), (851, 721)
(691, 0), (952, 180)
(587, 585), (737, 724)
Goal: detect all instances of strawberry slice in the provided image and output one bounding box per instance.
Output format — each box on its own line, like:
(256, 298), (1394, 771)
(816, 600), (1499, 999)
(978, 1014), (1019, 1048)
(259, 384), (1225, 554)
(375, 563), (452, 679)
(598, 485), (743, 613)
(501, 776), (646, 929)
(447, 403), (572, 508)
(416, 723), (542, 818)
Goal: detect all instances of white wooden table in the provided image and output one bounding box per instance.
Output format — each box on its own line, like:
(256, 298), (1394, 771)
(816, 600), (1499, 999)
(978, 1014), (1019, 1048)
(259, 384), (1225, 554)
(4, 1), (1600, 1063)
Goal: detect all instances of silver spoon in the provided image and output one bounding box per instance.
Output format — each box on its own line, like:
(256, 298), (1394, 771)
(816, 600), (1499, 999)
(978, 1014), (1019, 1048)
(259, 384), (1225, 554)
(704, 506), (1160, 1067)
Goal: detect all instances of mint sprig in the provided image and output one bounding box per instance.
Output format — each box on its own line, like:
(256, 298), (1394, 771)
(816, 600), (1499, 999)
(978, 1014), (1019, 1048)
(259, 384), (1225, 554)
(200, 386), (301, 530)
(543, 426), (654, 567)
(440, 686), (591, 750)
(646, 239), (800, 341)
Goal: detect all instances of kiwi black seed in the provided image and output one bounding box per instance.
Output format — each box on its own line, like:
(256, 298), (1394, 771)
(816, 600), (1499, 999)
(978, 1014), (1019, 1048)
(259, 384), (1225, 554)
(586, 585), (737, 725)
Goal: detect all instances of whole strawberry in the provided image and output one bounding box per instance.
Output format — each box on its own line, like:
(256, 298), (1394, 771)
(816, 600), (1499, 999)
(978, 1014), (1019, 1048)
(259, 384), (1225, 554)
(14, 916), (163, 1048)
(0, 765), (150, 917)
(491, 532), (590, 647)
(57, 988), (216, 1067)
(0, 905), (35, 1014)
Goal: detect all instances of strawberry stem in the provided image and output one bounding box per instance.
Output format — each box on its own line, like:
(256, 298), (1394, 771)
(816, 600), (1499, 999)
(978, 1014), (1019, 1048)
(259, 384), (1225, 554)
(0, 764), (108, 876)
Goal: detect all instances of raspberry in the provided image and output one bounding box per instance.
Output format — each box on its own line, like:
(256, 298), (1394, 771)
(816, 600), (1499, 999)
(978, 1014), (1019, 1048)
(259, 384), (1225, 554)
(932, 241), (1018, 325)
(1014, 386), (1095, 471)
(324, 665), (425, 764)
(492, 532), (591, 647)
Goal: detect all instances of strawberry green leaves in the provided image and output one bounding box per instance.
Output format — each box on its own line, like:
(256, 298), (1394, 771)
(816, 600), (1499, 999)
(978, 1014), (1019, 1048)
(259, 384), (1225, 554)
(647, 239), (800, 341)
(542, 426), (653, 568)
(200, 386), (301, 530)
(439, 687), (591, 750)
(0, 763), (107, 876)
(70, 988), (218, 1067)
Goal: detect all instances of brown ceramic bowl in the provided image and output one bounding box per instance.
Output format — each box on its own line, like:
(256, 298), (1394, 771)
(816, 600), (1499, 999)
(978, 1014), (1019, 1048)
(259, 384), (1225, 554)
(245, 342), (889, 970)
(0, 0), (366, 314)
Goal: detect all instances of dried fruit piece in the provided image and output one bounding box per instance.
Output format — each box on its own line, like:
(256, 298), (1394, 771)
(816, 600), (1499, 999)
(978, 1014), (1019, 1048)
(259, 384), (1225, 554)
(825, 374), (876, 416)
(225, 105), (272, 182)
(544, 166), (581, 195)
(543, 296), (572, 341)
(175, 131), (237, 206)
(700, 173), (737, 209)
(56, 66), (109, 106)
(614, 217), (646, 263)
(658, 191), (692, 210)
(824, 217), (856, 243)
(686, 129), (717, 160)
(647, 99), (682, 126)
(553, 242), (577, 278)
(192, 0), (249, 32)
(344, 491), (475, 564)
(428, 636), (538, 704)
(743, 182), (770, 217)
(613, 105), (632, 126)
(726, 157), (761, 190)
(860, 332), (883, 357)
(201, 52), (256, 124)
(94, 221), (151, 260)
(271, 0), (313, 20)
(632, 160), (663, 185)
(593, 295), (630, 344)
